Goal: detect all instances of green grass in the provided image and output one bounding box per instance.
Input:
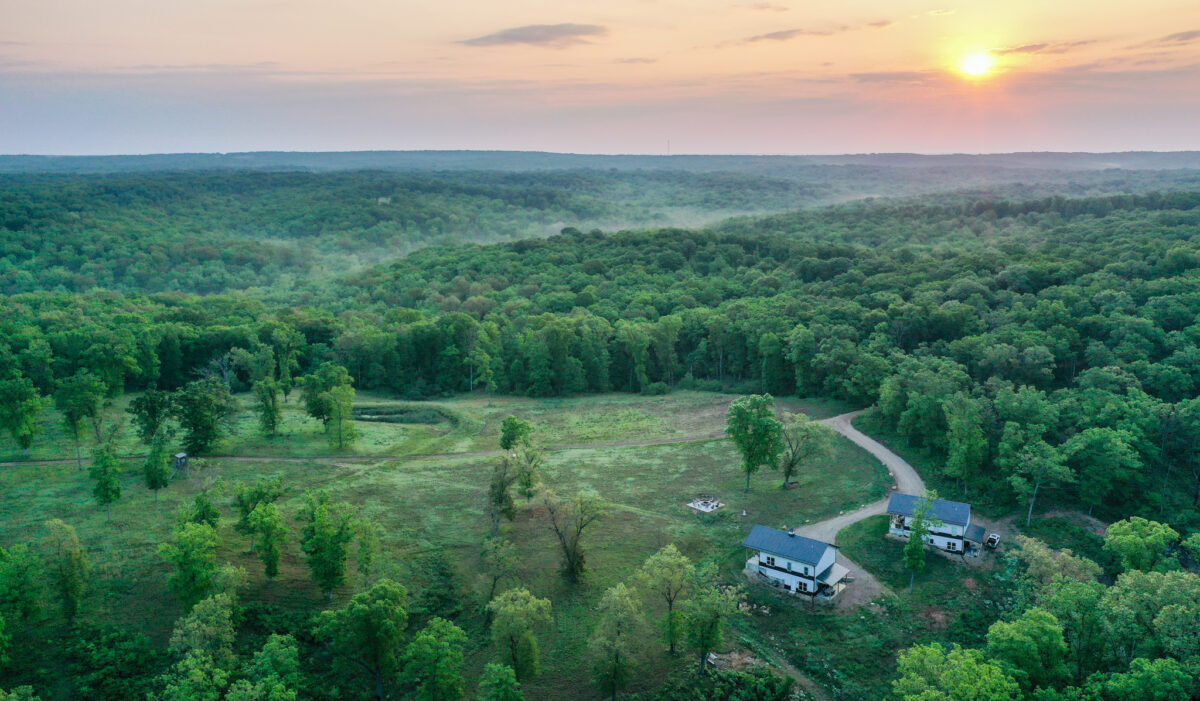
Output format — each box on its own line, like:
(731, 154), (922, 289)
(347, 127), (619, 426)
(1, 390), (857, 463)
(0, 390), (882, 699)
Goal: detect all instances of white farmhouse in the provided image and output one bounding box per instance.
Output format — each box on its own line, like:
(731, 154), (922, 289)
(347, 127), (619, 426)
(887, 493), (986, 554)
(743, 525), (850, 599)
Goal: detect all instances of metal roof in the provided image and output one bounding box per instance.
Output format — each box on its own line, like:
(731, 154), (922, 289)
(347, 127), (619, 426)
(887, 493), (971, 526)
(742, 525), (834, 565)
(965, 524), (986, 543)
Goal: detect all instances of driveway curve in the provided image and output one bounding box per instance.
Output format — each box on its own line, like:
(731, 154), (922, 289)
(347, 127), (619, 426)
(789, 410), (926, 608)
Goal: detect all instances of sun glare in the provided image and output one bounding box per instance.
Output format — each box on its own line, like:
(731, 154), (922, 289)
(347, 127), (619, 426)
(959, 51), (996, 78)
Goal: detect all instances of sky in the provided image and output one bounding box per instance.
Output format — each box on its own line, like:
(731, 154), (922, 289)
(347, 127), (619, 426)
(1, 0), (1198, 155)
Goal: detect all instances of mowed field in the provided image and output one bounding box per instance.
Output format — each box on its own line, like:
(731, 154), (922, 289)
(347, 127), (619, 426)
(0, 390), (886, 699)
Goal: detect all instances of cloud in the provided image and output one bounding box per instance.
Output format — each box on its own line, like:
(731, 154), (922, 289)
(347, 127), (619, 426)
(994, 40), (1096, 55)
(741, 2), (788, 11)
(616, 57), (657, 64)
(460, 24), (607, 48)
(1153, 29), (1200, 45)
(739, 20), (889, 44)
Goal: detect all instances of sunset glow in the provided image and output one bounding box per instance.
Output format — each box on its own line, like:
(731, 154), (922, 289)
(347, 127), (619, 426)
(959, 52), (997, 78)
(0, 1), (1197, 153)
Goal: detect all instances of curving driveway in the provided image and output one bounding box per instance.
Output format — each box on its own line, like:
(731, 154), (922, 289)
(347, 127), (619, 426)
(790, 410), (925, 608)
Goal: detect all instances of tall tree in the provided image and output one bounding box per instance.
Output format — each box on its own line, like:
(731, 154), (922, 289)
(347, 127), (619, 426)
(0, 544), (42, 625)
(542, 489), (607, 583)
(1063, 427), (1141, 515)
(725, 394), (784, 492)
(323, 383), (358, 449)
(512, 445), (543, 502)
(181, 492), (220, 529)
(985, 607), (1069, 695)
(487, 588), (552, 682)
(499, 416), (534, 451)
(1037, 577), (1107, 684)
(229, 633), (301, 701)
(232, 478), (283, 552)
(942, 392), (988, 497)
(684, 572), (742, 674)
(54, 370), (105, 469)
(400, 617), (469, 701)
(892, 643), (1019, 701)
(252, 378), (282, 437)
(476, 664), (524, 701)
(473, 347), (496, 406)
(1009, 439), (1073, 527)
(249, 503), (285, 579)
(1096, 657), (1193, 701)
(635, 544), (694, 655)
(481, 537), (519, 602)
(171, 377), (237, 454)
(159, 522), (219, 608)
(270, 326), (305, 400)
(300, 491), (357, 599)
(1103, 517), (1180, 572)
(300, 362), (352, 426)
(168, 592), (238, 669)
(904, 491), (941, 594)
(88, 444), (123, 521)
(776, 412), (835, 490)
(0, 372), (45, 457)
(127, 389), (174, 444)
(142, 433), (172, 502)
(43, 519), (88, 621)
(487, 454), (518, 534)
(316, 579), (409, 701)
(589, 583), (645, 701)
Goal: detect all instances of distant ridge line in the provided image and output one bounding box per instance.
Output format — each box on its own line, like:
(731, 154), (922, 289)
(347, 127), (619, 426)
(2, 150), (1200, 174)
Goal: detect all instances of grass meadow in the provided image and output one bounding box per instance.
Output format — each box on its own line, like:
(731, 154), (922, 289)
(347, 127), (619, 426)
(1, 390), (886, 699)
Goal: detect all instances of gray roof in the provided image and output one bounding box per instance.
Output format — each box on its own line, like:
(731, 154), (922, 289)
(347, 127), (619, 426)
(887, 493), (971, 526)
(743, 525), (833, 565)
(965, 524), (986, 543)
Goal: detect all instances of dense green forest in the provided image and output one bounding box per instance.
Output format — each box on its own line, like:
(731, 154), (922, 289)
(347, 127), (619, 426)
(2, 165), (1197, 295)
(4, 164), (1200, 700)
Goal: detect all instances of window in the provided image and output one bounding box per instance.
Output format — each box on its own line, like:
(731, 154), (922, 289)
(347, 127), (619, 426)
(947, 541), (957, 551)
(764, 555), (775, 567)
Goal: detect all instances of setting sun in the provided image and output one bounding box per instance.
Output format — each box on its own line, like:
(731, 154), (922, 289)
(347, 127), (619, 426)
(959, 51), (997, 78)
